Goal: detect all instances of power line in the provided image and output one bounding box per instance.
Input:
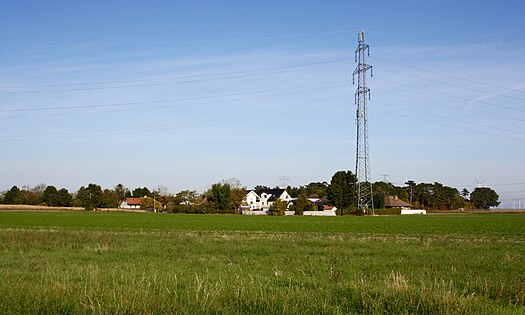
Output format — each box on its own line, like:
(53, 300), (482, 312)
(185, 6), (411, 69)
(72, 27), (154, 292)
(373, 100), (525, 141)
(0, 60), (347, 94)
(377, 66), (525, 102)
(375, 97), (525, 137)
(0, 102), (348, 142)
(370, 55), (525, 95)
(0, 29), (360, 49)
(375, 87), (525, 123)
(0, 81), (348, 114)
(375, 77), (525, 114)
(0, 59), (346, 91)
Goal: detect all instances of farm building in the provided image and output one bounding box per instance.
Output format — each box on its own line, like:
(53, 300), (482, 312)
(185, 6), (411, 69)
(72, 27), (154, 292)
(119, 197), (145, 209)
(384, 195), (413, 210)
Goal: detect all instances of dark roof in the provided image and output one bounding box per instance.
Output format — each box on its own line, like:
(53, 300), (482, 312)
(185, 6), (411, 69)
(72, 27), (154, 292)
(262, 189), (286, 202)
(262, 189), (286, 196)
(384, 196), (412, 208)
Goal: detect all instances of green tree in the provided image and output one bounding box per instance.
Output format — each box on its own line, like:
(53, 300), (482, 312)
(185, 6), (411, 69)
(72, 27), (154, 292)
(414, 183), (433, 209)
(174, 190), (199, 204)
(470, 187), (500, 209)
(140, 197), (163, 211)
(295, 192), (309, 215)
(100, 189), (120, 208)
(287, 186), (300, 198)
(405, 180), (416, 204)
(209, 183), (232, 210)
(372, 181), (395, 209)
(56, 188), (72, 207)
(221, 178), (246, 211)
(12, 184), (45, 205)
(3, 186), (21, 204)
(76, 184), (103, 210)
(304, 182), (329, 199)
(231, 187), (247, 210)
(327, 171), (357, 209)
(114, 184), (130, 200)
(132, 187), (151, 198)
(42, 186), (59, 206)
(270, 199), (287, 216)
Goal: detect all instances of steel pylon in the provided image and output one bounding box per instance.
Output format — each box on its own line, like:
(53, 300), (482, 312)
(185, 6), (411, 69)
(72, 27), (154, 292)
(352, 31), (374, 214)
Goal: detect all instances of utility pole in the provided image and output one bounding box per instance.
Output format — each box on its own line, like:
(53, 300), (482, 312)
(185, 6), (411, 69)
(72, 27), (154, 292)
(353, 31), (374, 214)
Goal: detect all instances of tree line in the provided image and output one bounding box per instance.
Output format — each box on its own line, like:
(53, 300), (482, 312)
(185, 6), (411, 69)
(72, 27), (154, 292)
(0, 171), (500, 212)
(266, 171), (499, 212)
(0, 180), (246, 213)
(319, 171), (499, 211)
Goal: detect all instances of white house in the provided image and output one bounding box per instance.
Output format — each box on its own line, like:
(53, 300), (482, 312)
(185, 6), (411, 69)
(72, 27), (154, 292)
(241, 189), (292, 213)
(119, 197), (145, 209)
(243, 190), (261, 210)
(260, 189), (292, 210)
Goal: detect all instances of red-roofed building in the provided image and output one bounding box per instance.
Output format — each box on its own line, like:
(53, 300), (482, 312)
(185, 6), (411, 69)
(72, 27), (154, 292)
(119, 197), (146, 209)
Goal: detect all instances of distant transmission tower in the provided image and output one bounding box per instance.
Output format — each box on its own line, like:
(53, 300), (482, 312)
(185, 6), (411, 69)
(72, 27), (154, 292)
(353, 31), (374, 214)
(277, 176), (291, 188)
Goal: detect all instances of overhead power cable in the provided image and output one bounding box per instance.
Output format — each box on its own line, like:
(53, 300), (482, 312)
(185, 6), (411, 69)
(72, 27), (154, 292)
(0, 60), (347, 94)
(0, 59), (346, 91)
(377, 66), (525, 102)
(0, 81), (348, 114)
(375, 77), (525, 114)
(375, 88), (525, 123)
(377, 99), (525, 136)
(373, 100), (525, 141)
(0, 29), (360, 49)
(0, 102), (347, 142)
(370, 55), (525, 95)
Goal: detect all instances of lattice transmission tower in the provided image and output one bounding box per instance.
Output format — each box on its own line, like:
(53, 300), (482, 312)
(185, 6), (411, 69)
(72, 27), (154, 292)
(352, 31), (374, 214)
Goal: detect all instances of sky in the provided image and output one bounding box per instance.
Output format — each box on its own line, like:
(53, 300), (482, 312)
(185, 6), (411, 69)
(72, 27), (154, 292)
(1, 1), (525, 208)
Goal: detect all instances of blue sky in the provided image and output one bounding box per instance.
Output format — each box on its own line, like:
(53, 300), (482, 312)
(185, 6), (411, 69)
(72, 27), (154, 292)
(1, 1), (525, 207)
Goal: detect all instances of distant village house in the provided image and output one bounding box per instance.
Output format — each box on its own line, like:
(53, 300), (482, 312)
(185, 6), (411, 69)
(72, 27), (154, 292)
(384, 195), (413, 210)
(242, 188), (292, 212)
(119, 197), (145, 209)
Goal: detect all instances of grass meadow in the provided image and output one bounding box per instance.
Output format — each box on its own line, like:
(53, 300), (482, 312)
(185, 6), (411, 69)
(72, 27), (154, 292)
(0, 212), (524, 314)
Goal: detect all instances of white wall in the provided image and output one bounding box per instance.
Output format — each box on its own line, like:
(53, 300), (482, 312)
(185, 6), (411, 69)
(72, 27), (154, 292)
(401, 209), (426, 215)
(242, 210), (269, 215)
(303, 210), (336, 216)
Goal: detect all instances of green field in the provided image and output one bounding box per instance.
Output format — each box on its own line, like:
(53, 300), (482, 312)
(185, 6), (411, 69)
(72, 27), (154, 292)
(0, 212), (524, 314)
